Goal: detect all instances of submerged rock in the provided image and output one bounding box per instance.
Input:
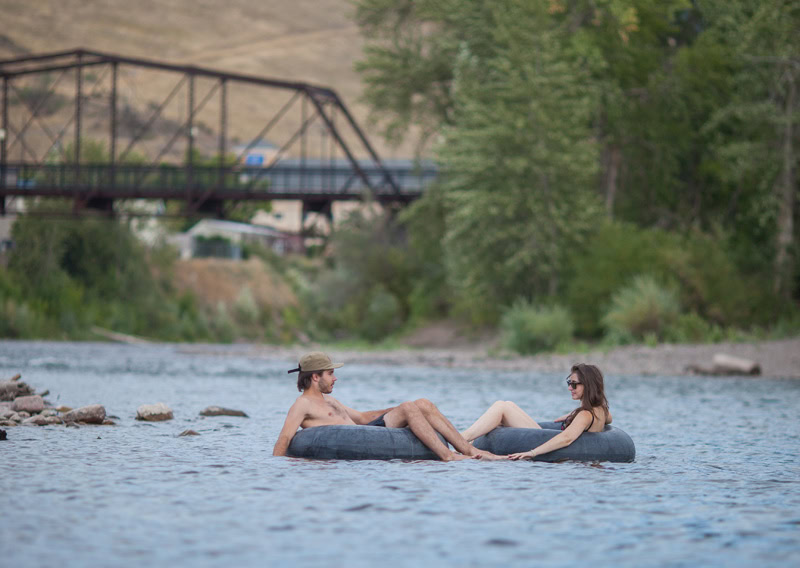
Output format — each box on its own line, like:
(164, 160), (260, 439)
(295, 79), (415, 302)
(136, 403), (173, 422)
(12, 395), (45, 414)
(199, 406), (248, 418)
(179, 429), (200, 436)
(63, 405), (106, 424)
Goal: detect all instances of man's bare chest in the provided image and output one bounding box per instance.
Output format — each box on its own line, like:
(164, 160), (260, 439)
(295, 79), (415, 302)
(306, 397), (354, 425)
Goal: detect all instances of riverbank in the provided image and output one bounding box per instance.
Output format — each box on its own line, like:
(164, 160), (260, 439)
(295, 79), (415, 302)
(176, 336), (800, 379)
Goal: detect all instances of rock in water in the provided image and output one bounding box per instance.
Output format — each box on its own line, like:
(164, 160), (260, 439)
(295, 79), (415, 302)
(22, 415), (64, 426)
(12, 395), (45, 414)
(0, 429), (6, 440)
(0, 377), (34, 401)
(63, 405), (107, 424)
(179, 429), (200, 436)
(136, 403), (174, 422)
(199, 406), (248, 418)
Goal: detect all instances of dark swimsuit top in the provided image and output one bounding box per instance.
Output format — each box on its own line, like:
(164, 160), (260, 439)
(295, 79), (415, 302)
(561, 411), (595, 432)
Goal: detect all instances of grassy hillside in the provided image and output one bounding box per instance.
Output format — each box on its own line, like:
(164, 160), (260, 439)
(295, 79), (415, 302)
(0, 0), (419, 160)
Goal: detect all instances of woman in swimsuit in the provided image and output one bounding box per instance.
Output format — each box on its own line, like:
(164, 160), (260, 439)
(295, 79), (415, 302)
(461, 363), (612, 460)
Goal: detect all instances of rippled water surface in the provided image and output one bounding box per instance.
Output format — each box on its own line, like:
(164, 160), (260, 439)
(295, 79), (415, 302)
(1, 341), (799, 567)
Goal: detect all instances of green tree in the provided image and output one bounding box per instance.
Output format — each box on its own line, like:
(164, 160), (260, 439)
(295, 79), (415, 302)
(698, 0), (799, 299)
(436, 2), (602, 321)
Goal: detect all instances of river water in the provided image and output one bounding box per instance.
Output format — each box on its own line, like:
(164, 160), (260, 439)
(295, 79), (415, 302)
(1, 341), (798, 567)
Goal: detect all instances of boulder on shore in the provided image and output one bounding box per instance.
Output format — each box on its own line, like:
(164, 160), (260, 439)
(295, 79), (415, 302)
(199, 406), (248, 418)
(12, 395), (45, 414)
(686, 353), (761, 376)
(63, 405), (107, 424)
(136, 403), (173, 422)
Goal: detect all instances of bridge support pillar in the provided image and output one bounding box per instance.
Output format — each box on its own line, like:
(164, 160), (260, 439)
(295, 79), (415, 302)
(302, 199), (333, 230)
(85, 197), (114, 214)
(195, 199), (225, 218)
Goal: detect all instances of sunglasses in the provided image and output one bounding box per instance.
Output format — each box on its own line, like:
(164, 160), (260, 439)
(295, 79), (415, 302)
(566, 379), (582, 389)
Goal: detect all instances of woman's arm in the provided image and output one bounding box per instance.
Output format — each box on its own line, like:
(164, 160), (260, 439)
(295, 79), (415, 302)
(508, 410), (593, 460)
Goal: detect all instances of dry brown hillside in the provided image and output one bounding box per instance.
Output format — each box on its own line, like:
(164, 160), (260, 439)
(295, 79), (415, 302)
(0, 0), (420, 160)
(172, 257), (296, 312)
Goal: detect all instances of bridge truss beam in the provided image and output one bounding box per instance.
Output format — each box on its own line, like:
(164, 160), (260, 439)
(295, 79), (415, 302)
(0, 48), (417, 218)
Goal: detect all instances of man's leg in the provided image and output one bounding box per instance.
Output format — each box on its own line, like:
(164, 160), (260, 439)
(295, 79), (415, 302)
(411, 398), (492, 457)
(461, 400), (540, 442)
(383, 402), (472, 461)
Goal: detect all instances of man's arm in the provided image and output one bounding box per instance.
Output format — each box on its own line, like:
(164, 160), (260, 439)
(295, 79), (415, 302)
(272, 400), (309, 456)
(343, 404), (396, 425)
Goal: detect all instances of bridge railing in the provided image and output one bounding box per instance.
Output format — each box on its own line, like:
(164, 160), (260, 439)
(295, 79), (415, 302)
(0, 162), (438, 199)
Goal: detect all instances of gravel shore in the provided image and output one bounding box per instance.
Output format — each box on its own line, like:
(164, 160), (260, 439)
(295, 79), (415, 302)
(181, 336), (800, 379)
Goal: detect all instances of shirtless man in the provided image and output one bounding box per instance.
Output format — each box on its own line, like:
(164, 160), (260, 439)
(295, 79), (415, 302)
(272, 352), (492, 461)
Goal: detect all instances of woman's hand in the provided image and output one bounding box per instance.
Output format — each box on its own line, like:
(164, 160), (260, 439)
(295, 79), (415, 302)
(508, 451), (536, 460)
(553, 414), (569, 422)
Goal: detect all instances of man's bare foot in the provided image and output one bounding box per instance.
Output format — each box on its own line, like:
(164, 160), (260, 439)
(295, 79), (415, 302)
(470, 448), (500, 459)
(442, 452), (476, 462)
(474, 450), (508, 461)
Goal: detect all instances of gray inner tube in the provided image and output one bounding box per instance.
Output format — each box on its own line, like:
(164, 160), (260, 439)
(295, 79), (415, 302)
(287, 425), (446, 460)
(472, 422), (636, 463)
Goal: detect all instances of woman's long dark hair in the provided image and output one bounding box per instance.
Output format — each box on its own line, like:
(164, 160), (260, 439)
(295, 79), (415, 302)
(563, 363), (609, 428)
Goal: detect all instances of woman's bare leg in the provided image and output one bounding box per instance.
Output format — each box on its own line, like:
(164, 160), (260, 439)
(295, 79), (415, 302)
(461, 401), (540, 442)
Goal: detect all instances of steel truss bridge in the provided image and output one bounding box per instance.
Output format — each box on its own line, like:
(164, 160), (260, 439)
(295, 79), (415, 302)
(0, 49), (436, 218)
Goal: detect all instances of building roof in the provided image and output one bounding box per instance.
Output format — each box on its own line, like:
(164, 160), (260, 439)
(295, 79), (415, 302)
(186, 219), (287, 238)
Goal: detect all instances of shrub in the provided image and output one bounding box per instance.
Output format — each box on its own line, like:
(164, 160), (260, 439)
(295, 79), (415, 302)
(501, 301), (574, 355)
(564, 221), (677, 337)
(602, 276), (681, 344)
(664, 312), (717, 343)
(359, 285), (403, 341)
(233, 287), (260, 326)
(565, 221), (783, 337)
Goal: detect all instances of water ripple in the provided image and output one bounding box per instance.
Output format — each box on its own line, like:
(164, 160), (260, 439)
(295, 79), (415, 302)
(1, 340), (799, 568)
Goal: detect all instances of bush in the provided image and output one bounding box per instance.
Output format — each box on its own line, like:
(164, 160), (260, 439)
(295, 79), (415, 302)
(565, 221), (783, 337)
(564, 221), (677, 337)
(602, 276), (681, 344)
(359, 285), (403, 341)
(501, 302), (574, 355)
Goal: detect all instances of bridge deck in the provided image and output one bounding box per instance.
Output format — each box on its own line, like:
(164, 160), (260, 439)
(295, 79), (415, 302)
(0, 162), (436, 204)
